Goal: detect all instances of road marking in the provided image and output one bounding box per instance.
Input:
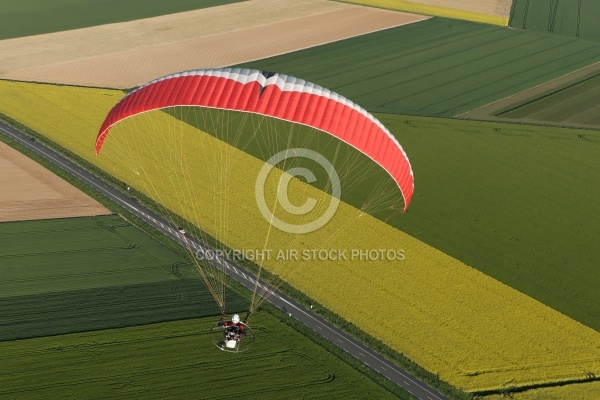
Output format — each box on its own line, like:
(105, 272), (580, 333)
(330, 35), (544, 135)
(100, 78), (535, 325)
(276, 294), (447, 400)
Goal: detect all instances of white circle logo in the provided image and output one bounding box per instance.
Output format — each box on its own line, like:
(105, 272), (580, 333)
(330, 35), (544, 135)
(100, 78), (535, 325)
(255, 148), (341, 234)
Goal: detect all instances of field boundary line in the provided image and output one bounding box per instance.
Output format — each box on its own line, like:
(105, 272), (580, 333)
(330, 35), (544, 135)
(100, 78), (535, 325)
(224, 10), (430, 69)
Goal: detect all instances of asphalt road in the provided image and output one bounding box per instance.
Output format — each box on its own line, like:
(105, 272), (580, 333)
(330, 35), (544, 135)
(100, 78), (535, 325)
(0, 120), (449, 400)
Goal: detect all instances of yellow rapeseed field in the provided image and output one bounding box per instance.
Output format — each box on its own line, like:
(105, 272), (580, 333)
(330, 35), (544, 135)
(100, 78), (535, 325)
(338, 0), (509, 26)
(1, 80), (599, 394)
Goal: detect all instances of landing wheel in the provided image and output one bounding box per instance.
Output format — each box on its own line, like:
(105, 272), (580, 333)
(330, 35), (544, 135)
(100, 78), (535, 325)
(209, 321), (255, 353)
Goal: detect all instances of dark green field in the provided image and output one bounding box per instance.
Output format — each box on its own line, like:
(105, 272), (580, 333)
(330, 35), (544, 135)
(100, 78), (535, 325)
(0, 216), (408, 398)
(0, 314), (399, 399)
(510, 0), (600, 42)
(499, 73), (600, 127)
(0, 0), (244, 40)
(0, 215), (246, 340)
(379, 114), (600, 331)
(170, 106), (600, 332)
(236, 18), (600, 117)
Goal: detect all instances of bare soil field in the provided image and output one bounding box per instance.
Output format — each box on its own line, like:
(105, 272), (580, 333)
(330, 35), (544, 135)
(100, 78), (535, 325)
(0, 0), (429, 89)
(0, 141), (109, 222)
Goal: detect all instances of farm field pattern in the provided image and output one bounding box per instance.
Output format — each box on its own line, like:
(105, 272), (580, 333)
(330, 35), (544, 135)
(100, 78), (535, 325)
(237, 18), (600, 117)
(171, 106), (600, 334)
(0, 314), (398, 399)
(1, 81), (599, 394)
(0, 215), (247, 341)
(0, 218), (397, 399)
(377, 114), (600, 332)
(2, 1), (600, 398)
(0, 0), (427, 89)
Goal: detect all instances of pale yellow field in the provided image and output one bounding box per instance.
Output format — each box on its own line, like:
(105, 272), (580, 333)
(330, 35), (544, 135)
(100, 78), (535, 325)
(1, 80), (599, 394)
(336, 0), (511, 26)
(0, 0), (428, 88)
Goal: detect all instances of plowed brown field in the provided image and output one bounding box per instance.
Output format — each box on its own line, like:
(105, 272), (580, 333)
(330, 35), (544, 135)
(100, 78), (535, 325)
(0, 141), (109, 222)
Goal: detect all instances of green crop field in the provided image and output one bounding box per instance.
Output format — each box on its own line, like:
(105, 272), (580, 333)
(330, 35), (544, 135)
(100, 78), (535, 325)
(0, 314), (400, 399)
(499, 73), (600, 127)
(173, 106), (600, 332)
(0, 215), (409, 398)
(0, 215), (246, 341)
(0, 0), (244, 40)
(510, 0), (600, 42)
(236, 18), (600, 117)
(6, 1), (600, 397)
(378, 114), (600, 331)
(2, 37), (599, 393)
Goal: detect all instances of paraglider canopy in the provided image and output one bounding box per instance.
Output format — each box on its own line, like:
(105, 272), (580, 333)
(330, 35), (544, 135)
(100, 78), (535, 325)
(96, 68), (414, 210)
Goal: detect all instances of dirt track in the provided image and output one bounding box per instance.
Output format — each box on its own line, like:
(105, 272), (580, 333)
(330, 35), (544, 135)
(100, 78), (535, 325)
(0, 141), (109, 222)
(0, 0), (429, 89)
